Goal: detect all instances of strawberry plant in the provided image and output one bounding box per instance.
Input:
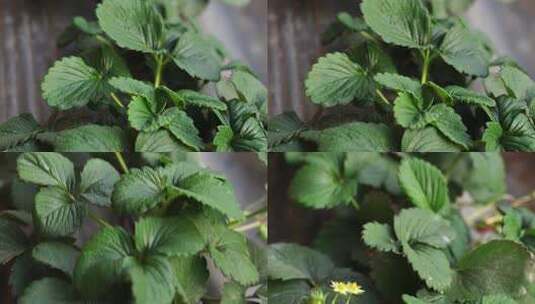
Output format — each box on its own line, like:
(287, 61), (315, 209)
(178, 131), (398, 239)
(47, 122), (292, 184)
(0, 152), (267, 303)
(268, 152), (535, 303)
(268, 0), (534, 152)
(0, 0), (267, 152)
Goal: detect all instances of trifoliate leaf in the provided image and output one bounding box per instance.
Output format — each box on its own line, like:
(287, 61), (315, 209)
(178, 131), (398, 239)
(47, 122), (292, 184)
(427, 104), (472, 149)
(19, 278), (80, 304)
(375, 73), (423, 100)
(209, 229), (259, 285)
(54, 125), (128, 152)
(134, 216), (204, 256)
(112, 167), (167, 215)
(169, 173), (243, 219)
(399, 158), (450, 213)
(0, 218), (29, 264)
(439, 25), (490, 77)
(32, 242), (79, 278)
(172, 31), (222, 81)
(394, 208), (455, 248)
(362, 222), (399, 253)
(96, 0), (165, 53)
(402, 127), (462, 152)
(135, 130), (191, 152)
(42, 57), (106, 110)
(123, 255), (176, 304)
(305, 52), (373, 106)
(80, 158), (120, 207)
(445, 86), (496, 107)
(289, 157), (358, 209)
(17, 152), (75, 189)
(35, 187), (86, 237)
(302, 122), (394, 152)
(361, 0), (431, 49)
(75, 226), (134, 297)
(449, 240), (533, 301)
(221, 282), (245, 304)
(170, 255), (209, 304)
(268, 243), (334, 283)
(464, 153), (506, 205)
(0, 113), (42, 150)
(109, 77), (155, 99)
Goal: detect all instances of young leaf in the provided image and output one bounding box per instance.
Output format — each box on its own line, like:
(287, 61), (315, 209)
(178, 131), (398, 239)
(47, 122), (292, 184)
(167, 89), (227, 111)
(79, 158), (120, 207)
(301, 122), (395, 152)
(35, 186), (86, 237)
(361, 0), (431, 49)
(305, 52), (373, 106)
(362, 222), (399, 253)
(54, 125), (128, 152)
(398, 158), (450, 212)
(169, 255), (209, 304)
(109, 76), (155, 99)
(375, 73), (423, 100)
(134, 216), (204, 257)
(41, 57), (106, 110)
(112, 167), (167, 215)
(32, 242), (79, 278)
(172, 31), (222, 81)
(17, 152), (75, 189)
(96, 0), (165, 53)
(0, 218), (29, 264)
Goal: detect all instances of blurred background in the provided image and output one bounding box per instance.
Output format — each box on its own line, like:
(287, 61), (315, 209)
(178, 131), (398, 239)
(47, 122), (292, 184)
(0, 152), (266, 302)
(269, 153), (535, 245)
(0, 0), (267, 124)
(268, 0), (535, 121)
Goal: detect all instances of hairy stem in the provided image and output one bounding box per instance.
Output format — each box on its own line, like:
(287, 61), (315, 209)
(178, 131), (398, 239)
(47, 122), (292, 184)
(114, 152), (129, 174)
(376, 89), (390, 106)
(154, 55), (165, 88)
(110, 92), (125, 109)
(234, 220), (263, 232)
(421, 49), (431, 84)
(228, 207), (267, 229)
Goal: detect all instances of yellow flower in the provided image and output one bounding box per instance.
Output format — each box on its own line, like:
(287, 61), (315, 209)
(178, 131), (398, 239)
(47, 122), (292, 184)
(330, 281), (365, 296)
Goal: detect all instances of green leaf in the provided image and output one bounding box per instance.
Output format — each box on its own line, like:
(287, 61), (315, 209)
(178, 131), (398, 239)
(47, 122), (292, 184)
(172, 31), (222, 81)
(500, 66), (535, 100)
(17, 152), (75, 188)
(402, 295), (426, 304)
(0, 113), (42, 150)
(361, 0), (431, 49)
(445, 86), (496, 107)
(302, 122), (394, 152)
(394, 93), (428, 129)
(9, 253), (48, 297)
(80, 158), (120, 207)
(135, 130), (190, 152)
(267, 243), (334, 283)
(362, 222), (399, 253)
(209, 229), (259, 285)
(449, 240), (533, 301)
(221, 282), (246, 304)
(35, 186), (86, 237)
(439, 25), (490, 77)
(42, 57), (106, 110)
(230, 70), (268, 106)
(134, 216), (204, 256)
(213, 125), (235, 152)
(123, 255), (176, 304)
(427, 104), (472, 149)
(32, 242), (79, 278)
(375, 73), (423, 100)
(482, 122), (503, 151)
(171, 89), (227, 111)
(268, 112), (305, 148)
(398, 158), (450, 212)
(502, 209), (523, 241)
(75, 226), (134, 297)
(403, 244), (453, 292)
(289, 156), (358, 209)
(19, 278), (80, 304)
(464, 153), (506, 204)
(482, 294), (518, 304)
(112, 167), (167, 215)
(109, 77), (155, 99)
(170, 255), (209, 304)
(169, 173), (243, 219)
(268, 280), (310, 304)
(165, 108), (204, 151)
(402, 127), (462, 152)
(128, 96), (160, 131)
(96, 0), (165, 53)
(54, 125), (128, 152)
(305, 52), (373, 106)
(0, 218), (29, 264)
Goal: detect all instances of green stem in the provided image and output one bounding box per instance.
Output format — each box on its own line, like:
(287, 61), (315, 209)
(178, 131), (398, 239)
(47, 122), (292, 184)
(114, 152), (129, 173)
(331, 295), (339, 304)
(228, 207), (267, 229)
(110, 93), (124, 109)
(350, 197), (359, 211)
(234, 220), (263, 232)
(88, 211), (112, 228)
(154, 55), (165, 88)
(345, 296), (352, 304)
(421, 49), (431, 84)
(376, 89), (390, 106)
